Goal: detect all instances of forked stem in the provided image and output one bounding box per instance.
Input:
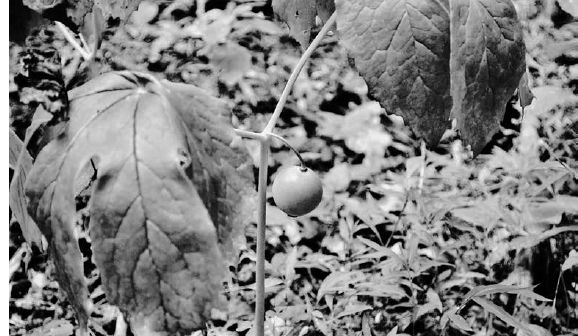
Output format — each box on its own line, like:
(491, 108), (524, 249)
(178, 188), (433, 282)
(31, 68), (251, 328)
(245, 12), (337, 336)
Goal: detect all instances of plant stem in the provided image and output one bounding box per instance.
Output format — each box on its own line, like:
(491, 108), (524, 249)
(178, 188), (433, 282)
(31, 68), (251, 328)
(267, 133), (306, 167)
(255, 136), (270, 336)
(262, 12), (337, 134)
(250, 11), (336, 336)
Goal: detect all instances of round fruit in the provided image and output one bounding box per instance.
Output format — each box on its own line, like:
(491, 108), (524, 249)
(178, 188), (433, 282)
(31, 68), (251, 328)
(272, 166), (323, 217)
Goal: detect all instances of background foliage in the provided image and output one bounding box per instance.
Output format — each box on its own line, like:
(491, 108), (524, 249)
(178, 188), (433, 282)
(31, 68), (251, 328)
(8, 0), (578, 335)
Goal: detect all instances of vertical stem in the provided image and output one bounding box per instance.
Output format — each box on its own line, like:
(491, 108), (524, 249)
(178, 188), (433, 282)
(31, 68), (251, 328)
(255, 137), (270, 336)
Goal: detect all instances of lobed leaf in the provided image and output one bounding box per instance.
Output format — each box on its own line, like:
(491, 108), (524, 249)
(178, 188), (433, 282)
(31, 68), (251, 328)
(26, 71), (255, 335)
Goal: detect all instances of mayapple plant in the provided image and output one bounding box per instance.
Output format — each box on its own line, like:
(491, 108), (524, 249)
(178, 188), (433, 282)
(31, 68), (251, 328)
(14, 0), (528, 335)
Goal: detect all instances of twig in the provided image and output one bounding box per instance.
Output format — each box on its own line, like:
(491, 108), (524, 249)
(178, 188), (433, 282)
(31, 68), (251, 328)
(54, 21), (92, 61)
(263, 12), (337, 134)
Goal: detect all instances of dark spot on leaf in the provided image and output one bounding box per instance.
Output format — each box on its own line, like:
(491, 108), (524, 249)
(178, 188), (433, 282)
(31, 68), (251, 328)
(177, 148), (191, 169)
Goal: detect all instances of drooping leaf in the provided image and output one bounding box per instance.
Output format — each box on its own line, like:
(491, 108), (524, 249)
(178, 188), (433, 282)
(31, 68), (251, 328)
(335, 0), (452, 146)
(9, 129), (23, 170)
(25, 71), (255, 335)
(9, 108), (52, 251)
(472, 297), (531, 334)
(272, 0), (335, 48)
(334, 0), (526, 154)
(450, 0), (526, 153)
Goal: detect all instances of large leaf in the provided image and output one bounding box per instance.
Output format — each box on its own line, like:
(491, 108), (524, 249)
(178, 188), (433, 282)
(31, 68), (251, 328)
(335, 0), (452, 146)
(335, 0), (526, 154)
(25, 71), (255, 335)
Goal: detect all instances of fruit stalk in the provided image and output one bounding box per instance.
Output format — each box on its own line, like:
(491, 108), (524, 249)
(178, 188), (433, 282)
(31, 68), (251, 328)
(268, 133), (306, 168)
